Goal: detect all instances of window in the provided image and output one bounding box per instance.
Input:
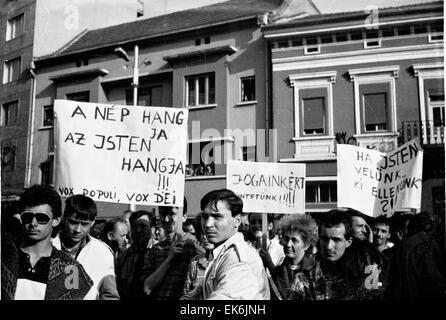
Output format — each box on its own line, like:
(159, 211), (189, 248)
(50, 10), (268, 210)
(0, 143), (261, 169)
(242, 146), (256, 161)
(306, 182), (337, 203)
(299, 88), (328, 136)
(240, 76), (255, 102)
(278, 40), (289, 48)
(126, 86), (163, 106)
(428, 91), (445, 127)
(1, 100), (18, 126)
(6, 13), (24, 41)
(364, 29), (381, 48)
(40, 157), (53, 185)
(185, 73), (215, 107)
(66, 91), (90, 102)
(1, 146), (16, 171)
(349, 66), (398, 136)
(302, 97), (326, 135)
(291, 39), (303, 47)
(43, 105), (54, 127)
(397, 25), (411, 36)
(360, 83), (391, 132)
(414, 24), (427, 34)
(289, 71), (336, 159)
(3, 57), (21, 83)
(321, 34), (333, 44)
(335, 33), (348, 42)
(204, 37), (210, 44)
(195, 38), (201, 46)
(381, 27), (395, 37)
(186, 140), (222, 176)
(350, 30), (363, 41)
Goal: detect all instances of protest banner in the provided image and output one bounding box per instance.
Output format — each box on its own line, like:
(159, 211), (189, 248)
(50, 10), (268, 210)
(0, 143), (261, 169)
(227, 160), (306, 214)
(337, 138), (423, 217)
(54, 100), (188, 207)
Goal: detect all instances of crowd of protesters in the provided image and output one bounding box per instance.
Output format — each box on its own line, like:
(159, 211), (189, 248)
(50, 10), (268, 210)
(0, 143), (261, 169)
(1, 184), (445, 300)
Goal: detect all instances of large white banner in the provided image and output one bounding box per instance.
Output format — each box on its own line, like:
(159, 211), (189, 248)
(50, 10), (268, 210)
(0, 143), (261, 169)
(227, 160), (306, 214)
(54, 100), (188, 207)
(337, 139), (423, 217)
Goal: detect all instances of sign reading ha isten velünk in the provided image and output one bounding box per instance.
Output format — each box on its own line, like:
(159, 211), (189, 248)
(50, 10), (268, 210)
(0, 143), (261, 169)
(54, 100), (188, 207)
(337, 138), (423, 217)
(227, 161), (306, 214)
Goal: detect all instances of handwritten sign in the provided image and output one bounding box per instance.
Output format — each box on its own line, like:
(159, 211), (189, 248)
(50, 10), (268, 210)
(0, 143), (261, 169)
(337, 139), (423, 217)
(54, 100), (188, 207)
(227, 161), (306, 214)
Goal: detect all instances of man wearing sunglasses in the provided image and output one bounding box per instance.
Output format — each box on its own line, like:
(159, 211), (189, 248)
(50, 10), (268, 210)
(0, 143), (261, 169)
(52, 194), (120, 300)
(1, 185), (93, 300)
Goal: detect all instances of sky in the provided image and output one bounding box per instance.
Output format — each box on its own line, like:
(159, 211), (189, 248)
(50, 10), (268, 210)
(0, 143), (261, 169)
(312, 0), (441, 14)
(143, 0), (227, 18)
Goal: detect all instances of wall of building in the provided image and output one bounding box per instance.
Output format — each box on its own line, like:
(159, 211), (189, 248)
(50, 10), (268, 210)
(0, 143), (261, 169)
(0, 0), (36, 197)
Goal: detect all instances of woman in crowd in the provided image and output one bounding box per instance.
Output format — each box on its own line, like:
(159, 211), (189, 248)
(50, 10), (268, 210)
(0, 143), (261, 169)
(271, 214), (318, 300)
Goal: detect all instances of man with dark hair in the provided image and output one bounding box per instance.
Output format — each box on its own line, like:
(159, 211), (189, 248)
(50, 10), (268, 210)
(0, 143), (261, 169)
(102, 217), (130, 256)
(117, 210), (153, 300)
(199, 189), (270, 299)
(348, 209), (373, 243)
(316, 209), (385, 299)
(248, 213), (285, 274)
(142, 198), (205, 299)
(372, 216), (393, 255)
(52, 194), (119, 300)
(1, 185), (92, 300)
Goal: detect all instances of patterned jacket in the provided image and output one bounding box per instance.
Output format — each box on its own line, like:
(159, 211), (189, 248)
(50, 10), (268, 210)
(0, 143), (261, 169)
(1, 241), (93, 300)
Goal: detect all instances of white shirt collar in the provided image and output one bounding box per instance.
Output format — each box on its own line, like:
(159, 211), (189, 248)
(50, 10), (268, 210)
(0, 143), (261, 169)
(210, 232), (244, 261)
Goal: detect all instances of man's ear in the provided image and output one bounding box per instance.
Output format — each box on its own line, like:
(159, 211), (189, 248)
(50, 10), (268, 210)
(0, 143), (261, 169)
(90, 220), (95, 228)
(267, 222), (274, 231)
(107, 231), (113, 241)
(182, 213), (187, 223)
(52, 216), (61, 228)
(345, 237), (353, 248)
(234, 214), (241, 229)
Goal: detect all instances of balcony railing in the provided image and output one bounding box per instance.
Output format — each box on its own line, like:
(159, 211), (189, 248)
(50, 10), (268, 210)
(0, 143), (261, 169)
(401, 120), (445, 145)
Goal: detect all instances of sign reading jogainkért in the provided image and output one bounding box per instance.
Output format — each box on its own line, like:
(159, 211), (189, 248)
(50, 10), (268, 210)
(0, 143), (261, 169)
(54, 100), (188, 207)
(227, 161), (306, 214)
(337, 139), (423, 217)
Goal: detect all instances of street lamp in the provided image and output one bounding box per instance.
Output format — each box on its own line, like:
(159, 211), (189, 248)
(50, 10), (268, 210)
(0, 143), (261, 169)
(114, 44), (140, 211)
(114, 44), (139, 106)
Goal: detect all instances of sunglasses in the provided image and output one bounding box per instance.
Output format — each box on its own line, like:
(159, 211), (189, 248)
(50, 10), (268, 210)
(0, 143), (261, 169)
(20, 211), (52, 225)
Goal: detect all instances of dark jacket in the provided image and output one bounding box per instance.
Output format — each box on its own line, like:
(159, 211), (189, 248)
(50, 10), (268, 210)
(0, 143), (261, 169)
(387, 231), (446, 300)
(1, 241), (93, 300)
(271, 256), (316, 300)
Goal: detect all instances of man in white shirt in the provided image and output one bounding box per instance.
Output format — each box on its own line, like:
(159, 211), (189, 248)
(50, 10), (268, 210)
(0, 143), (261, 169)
(53, 194), (119, 300)
(200, 189), (270, 300)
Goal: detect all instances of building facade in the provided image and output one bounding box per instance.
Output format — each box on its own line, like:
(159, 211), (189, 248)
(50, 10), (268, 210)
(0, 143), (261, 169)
(31, 0), (284, 218)
(263, 1), (444, 216)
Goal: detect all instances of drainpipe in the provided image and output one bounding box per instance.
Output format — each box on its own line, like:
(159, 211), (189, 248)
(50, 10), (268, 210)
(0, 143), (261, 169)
(25, 60), (37, 187)
(263, 15), (272, 162)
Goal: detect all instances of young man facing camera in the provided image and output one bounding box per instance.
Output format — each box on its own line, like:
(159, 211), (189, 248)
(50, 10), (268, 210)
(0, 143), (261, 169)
(53, 194), (119, 300)
(1, 185), (92, 300)
(200, 189), (270, 300)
